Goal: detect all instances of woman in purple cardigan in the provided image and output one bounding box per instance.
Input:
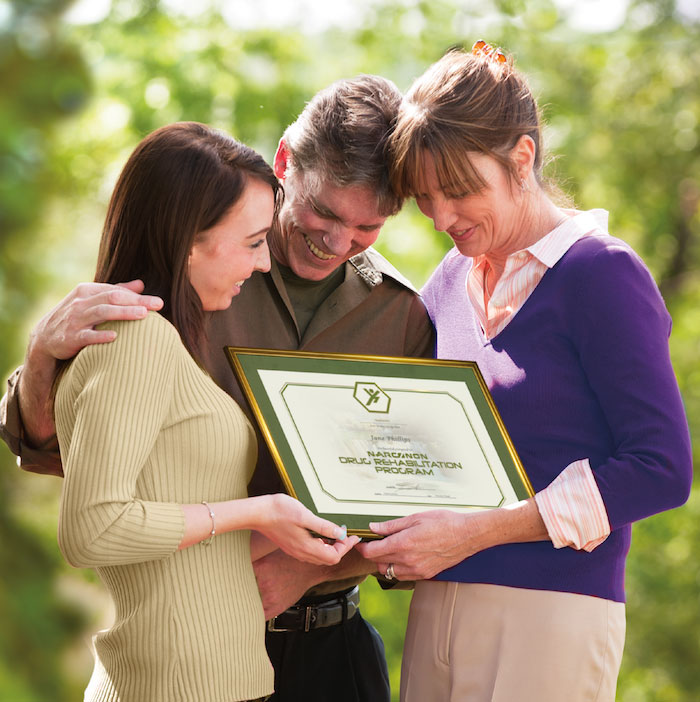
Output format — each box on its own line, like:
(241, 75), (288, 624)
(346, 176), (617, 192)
(357, 44), (692, 701)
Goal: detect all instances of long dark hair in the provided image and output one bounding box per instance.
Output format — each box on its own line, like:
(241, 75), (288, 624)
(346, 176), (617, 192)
(95, 121), (283, 360)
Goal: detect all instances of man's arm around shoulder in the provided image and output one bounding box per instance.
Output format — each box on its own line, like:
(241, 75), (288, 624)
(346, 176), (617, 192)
(0, 280), (163, 475)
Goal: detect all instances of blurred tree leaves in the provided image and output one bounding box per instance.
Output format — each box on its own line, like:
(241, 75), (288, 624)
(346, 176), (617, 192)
(1, 2), (92, 699)
(1, 0), (698, 700)
(1, 0), (91, 362)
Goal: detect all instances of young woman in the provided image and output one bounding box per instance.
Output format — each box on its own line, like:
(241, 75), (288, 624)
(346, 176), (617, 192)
(55, 122), (353, 702)
(358, 45), (692, 701)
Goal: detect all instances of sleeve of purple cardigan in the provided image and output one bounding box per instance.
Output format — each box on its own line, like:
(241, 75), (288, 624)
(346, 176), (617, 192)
(569, 241), (692, 530)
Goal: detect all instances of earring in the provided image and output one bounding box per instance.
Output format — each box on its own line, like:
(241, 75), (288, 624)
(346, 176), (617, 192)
(520, 179), (530, 193)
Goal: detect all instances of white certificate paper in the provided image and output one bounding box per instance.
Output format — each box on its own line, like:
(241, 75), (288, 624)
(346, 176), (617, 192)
(227, 349), (533, 535)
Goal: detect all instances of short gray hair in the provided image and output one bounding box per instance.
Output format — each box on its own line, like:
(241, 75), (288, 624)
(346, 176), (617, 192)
(283, 75), (404, 216)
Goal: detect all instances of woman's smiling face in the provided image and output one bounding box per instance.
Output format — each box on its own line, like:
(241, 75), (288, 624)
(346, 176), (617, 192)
(414, 150), (526, 261)
(188, 177), (274, 311)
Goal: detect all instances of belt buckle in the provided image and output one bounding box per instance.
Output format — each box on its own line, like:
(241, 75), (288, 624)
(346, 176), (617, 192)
(267, 604), (317, 633)
(267, 616), (291, 633)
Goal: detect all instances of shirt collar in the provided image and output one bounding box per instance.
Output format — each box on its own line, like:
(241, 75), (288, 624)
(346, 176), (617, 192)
(527, 208), (609, 268)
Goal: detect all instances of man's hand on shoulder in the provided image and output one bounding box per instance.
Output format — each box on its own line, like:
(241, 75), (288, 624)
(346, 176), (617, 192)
(18, 280), (163, 446)
(30, 279), (163, 362)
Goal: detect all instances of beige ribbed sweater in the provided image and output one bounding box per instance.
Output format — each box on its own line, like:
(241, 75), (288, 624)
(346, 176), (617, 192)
(55, 312), (273, 702)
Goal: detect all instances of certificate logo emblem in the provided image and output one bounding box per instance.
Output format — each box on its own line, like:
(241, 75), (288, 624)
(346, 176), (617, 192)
(353, 382), (391, 413)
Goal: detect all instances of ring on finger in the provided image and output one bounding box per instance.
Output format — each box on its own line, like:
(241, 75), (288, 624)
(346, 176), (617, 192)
(386, 563), (396, 580)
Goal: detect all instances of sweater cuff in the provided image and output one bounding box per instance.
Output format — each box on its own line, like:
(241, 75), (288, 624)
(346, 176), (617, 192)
(535, 459), (611, 552)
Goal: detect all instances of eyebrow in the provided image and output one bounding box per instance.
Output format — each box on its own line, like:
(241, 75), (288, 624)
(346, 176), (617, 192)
(309, 197), (340, 221)
(245, 227), (270, 239)
(308, 196), (383, 231)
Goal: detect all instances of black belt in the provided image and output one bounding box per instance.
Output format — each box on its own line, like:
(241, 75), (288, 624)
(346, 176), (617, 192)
(267, 586), (360, 633)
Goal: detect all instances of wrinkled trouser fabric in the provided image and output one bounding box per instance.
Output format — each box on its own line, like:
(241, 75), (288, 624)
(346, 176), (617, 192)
(266, 605), (390, 702)
(401, 581), (625, 702)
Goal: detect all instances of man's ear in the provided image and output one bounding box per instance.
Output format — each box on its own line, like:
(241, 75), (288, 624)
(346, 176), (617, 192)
(274, 138), (290, 181)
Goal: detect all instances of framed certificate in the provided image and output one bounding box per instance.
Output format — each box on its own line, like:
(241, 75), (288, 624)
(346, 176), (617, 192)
(226, 348), (534, 538)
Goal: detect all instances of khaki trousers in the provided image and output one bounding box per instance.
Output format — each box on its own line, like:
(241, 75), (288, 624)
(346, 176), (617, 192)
(401, 581), (625, 702)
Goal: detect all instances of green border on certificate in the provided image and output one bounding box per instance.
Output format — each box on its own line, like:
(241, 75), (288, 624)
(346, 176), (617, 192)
(226, 348), (534, 539)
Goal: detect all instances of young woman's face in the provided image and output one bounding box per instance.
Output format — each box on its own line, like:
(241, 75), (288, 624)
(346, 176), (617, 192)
(189, 177), (273, 311)
(414, 151), (525, 260)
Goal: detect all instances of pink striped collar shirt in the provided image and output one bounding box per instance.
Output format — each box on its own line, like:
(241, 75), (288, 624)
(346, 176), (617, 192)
(467, 209), (609, 340)
(465, 209), (612, 552)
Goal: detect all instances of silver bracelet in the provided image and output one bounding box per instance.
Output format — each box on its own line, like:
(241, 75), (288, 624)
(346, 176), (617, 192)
(201, 501), (216, 546)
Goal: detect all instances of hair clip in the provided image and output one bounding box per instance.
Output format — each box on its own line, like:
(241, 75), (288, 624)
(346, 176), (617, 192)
(471, 40), (507, 64)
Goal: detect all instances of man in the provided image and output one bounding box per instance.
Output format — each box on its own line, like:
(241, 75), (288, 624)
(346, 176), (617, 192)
(1, 75), (435, 701)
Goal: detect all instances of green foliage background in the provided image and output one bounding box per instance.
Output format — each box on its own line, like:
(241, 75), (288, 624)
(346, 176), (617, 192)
(1, 0), (698, 699)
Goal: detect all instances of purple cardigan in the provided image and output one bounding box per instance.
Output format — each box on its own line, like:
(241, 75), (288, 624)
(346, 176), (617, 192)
(421, 233), (692, 602)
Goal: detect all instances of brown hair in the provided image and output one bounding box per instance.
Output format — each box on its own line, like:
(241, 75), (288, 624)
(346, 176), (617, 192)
(95, 121), (283, 360)
(283, 75), (403, 216)
(389, 48), (545, 199)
